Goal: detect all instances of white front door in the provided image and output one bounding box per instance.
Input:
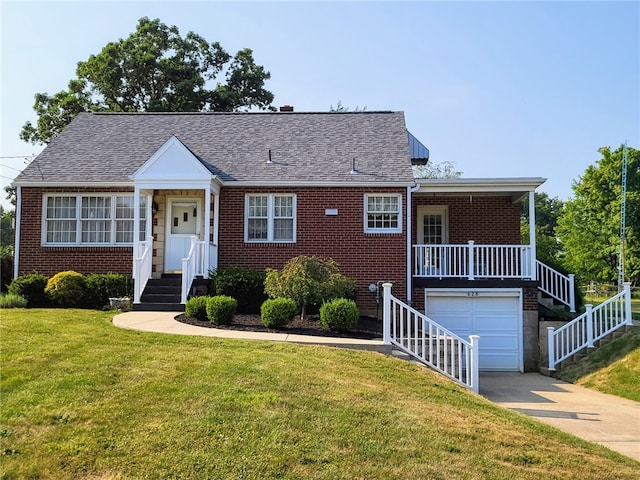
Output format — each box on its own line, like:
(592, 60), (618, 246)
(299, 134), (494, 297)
(165, 200), (200, 272)
(417, 206), (449, 273)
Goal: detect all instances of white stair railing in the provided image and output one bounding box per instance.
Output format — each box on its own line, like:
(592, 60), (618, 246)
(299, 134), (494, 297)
(181, 236), (206, 304)
(548, 282), (633, 371)
(537, 261), (576, 312)
(382, 283), (480, 393)
(133, 236), (153, 304)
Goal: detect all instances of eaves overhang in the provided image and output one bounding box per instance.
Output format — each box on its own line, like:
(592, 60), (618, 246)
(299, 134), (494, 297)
(415, 177), (546, 202)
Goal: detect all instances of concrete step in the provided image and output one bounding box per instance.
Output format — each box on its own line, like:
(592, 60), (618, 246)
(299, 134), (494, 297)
(133, 302), (184, 312)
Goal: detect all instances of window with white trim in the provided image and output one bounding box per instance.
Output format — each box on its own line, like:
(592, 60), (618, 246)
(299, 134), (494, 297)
(43, 194), (147, 245)
(245, 194), (296, 242)
(364, 194), (402, 233)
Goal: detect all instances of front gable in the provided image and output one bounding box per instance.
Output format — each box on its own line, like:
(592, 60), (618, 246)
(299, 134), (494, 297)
(131, 136), (213, 186)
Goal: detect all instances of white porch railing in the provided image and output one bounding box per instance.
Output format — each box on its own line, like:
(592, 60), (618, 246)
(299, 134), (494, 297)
(181, 236), (206, 304)
(537, 261), (576, 312)
(548, 283), (633, 371)
(414, 241), (534, 280)
(133, 236), (153, 304)
(382, 283), (480, 393)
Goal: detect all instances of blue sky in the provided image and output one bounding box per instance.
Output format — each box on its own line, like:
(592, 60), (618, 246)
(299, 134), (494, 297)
(1, 1), (638, 210)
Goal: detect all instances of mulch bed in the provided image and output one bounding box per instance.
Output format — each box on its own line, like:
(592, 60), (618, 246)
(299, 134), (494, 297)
(175, 313), (383, 340)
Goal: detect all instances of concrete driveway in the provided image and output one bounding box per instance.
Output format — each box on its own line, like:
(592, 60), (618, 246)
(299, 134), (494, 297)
(480, 372), (640, 462)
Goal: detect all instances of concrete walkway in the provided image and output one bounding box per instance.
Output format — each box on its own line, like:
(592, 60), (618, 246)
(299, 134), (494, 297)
(113, 311), (639, 462)
(112, 310), (388, 351)
(480, 372), (640, 461)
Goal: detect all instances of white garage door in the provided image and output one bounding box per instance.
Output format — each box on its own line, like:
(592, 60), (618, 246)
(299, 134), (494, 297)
(425, 291), (522, 372)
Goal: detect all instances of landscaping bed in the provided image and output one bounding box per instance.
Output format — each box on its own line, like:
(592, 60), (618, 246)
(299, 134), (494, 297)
(176, 313), (383, 340)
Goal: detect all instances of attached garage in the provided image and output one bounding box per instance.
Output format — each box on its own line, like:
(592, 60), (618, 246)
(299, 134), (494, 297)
(425, 289), (523, 372)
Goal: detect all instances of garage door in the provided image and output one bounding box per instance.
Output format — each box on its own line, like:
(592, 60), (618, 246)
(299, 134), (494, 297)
(425, 291), (522, 371)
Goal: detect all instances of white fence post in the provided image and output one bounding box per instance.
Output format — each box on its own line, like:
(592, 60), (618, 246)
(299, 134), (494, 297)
(585, 304), (594, 348)
(547, 326), (556, 371)
(568, 274), (576, 313)
(468, 240), (475, 280)
(382, 283), (393, 345)
(469, 335), (480, 393)
(623, 282), (633, 326)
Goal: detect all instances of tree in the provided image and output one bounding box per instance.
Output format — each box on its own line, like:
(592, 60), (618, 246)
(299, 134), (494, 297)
(264, 256), (356, 319)
(329, 101), (367, 112)
(413, 160), (462, 179)
(21, 17), (275, 145)
(556, 145), (639, 285)
(0, 206), (15, 292)
(521, 192), (565, 271)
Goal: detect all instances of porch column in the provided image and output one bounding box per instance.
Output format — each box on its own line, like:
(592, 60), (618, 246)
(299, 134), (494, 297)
(133, 185), (141, 276)
(212, 190), (220, 270)
(528, 190), (537, 280)
(204, 185), (211, 276)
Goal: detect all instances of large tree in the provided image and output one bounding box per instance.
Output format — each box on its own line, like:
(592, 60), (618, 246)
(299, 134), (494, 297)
(556, 145), (639, 285)
(21, 17), (275, 145)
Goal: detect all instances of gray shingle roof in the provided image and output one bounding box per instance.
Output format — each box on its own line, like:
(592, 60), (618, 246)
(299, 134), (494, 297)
(15, 111), (416, 185)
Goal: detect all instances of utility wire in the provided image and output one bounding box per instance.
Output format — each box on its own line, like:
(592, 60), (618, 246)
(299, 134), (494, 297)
(0, 164), (23, 172)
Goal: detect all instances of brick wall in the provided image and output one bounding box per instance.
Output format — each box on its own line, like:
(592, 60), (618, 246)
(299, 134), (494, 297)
(218, 186), (408, 313)
(412, 195), (521, 244)
(17, 187), (133, 276)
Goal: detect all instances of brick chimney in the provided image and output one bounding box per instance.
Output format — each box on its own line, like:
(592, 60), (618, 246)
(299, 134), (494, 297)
(279, 105), (294, 112)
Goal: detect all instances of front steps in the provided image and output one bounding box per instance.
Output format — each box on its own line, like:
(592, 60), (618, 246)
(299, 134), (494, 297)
(134, 274), (183, 312)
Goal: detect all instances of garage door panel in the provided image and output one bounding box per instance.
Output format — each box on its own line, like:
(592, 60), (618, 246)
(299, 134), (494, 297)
(472, 315), (517, 331)
(425, 293), (521, 371)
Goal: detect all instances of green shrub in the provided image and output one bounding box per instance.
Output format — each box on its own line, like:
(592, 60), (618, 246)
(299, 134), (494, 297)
(206, 295), (237, 325)
(0, 293), (28, 308)
(85, 273), (132, 309)
(0, 245), (13, 293)
(320, 298), (359, 332)
(7, 272), (49, 307)
(185, 296), (209, 321)
(261, 298), (298, 329)
(45, 271), (87, 307)
(209, 267), (267, 314)
(264, 256), (356, 318)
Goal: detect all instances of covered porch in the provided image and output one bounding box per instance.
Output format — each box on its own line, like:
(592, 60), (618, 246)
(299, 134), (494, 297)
(130, 136), (222, 306)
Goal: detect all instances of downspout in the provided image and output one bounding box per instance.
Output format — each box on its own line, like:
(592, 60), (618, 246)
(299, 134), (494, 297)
(528, 190), (537, 280)
(407, 183), (420, 304)
(13, 186), (21, 279)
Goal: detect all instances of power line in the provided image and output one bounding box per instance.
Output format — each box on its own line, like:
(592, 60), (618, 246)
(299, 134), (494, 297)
(0, 155), (33, 159)
(0, 164), (23, 172)
(0, 175), (15, 181)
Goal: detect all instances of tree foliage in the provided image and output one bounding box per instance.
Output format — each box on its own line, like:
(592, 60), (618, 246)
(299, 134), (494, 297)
(413, 160), (462, 179)
(521, 192), (565, 271)
(21, 17), (275, 145)
(264, 256), (356, 319)
(556, 146), (639, 285)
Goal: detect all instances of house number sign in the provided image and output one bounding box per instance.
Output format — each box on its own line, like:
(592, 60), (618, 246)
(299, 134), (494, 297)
(466, 292), (479, 297)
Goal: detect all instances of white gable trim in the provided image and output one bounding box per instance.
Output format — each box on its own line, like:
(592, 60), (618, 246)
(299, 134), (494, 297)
(131, 136), (213, 186)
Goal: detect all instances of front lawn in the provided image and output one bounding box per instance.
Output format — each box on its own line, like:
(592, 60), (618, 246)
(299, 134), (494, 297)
(1, 309), (638, 479)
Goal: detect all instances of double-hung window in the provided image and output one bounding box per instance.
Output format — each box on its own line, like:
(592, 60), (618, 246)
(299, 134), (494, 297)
(364, 194), (402, 233)
(44, 194), (147, 245)
(246, 194), (296, 242)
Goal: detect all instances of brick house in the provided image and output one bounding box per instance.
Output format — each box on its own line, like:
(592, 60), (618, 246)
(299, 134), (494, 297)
(14, 109), (573, 372)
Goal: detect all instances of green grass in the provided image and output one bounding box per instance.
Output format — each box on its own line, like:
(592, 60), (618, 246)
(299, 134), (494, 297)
(555, 326), (640, 402)
(584, 295), (640, 320)
(2, 309), (639, 479)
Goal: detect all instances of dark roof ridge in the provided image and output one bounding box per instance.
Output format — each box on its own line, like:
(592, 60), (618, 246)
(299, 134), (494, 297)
(90, 110), (398, 116)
